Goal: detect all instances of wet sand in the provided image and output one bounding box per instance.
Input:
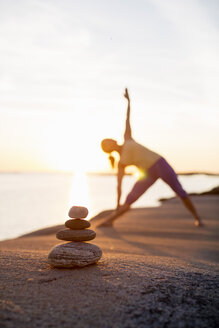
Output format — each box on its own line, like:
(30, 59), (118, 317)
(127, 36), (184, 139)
(0, 195), (218, 328)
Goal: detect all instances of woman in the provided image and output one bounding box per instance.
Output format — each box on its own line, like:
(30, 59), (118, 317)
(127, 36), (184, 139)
(100, 88), (203, 227)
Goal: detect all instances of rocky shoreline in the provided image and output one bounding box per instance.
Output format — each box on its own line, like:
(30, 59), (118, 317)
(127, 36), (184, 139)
(0, 195), (218, 328)
(159, 185), (219, 202)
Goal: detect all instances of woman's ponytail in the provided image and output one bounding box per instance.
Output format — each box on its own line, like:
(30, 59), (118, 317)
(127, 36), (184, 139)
(108, 155), (115, 169)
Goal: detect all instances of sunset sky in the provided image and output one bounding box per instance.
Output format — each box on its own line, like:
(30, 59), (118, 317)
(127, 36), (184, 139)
(0, 0), (218, 173)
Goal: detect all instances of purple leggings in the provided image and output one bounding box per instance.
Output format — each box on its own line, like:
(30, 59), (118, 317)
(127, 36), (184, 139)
(125, 157), (187, 205)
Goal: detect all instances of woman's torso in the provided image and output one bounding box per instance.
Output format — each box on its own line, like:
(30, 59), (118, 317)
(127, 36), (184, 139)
(120, 139), (161, 171)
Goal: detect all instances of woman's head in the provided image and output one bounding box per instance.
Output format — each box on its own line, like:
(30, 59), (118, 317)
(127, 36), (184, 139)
(101, 138), (118, 153)
(101, 138), (118, 169)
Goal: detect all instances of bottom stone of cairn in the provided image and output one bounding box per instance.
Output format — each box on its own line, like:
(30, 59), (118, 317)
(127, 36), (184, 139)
(48, 242), (102, 268)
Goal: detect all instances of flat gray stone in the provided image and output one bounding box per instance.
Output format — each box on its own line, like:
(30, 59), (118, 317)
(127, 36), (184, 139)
(56, 229), (96, 242)
(65, 219), (91, 230)
(48, 242), (102, 268)
(68, 206), (88, 219)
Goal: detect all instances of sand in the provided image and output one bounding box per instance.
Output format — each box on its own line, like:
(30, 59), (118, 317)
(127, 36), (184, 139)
(0, 195), (218, 328)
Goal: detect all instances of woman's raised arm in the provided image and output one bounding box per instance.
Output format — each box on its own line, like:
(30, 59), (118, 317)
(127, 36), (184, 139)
(124, 88), (132, 140)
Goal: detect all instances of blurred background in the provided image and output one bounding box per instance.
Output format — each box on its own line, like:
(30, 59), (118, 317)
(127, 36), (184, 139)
(0, 0), (218, 173)
(0, 0), (218, 240)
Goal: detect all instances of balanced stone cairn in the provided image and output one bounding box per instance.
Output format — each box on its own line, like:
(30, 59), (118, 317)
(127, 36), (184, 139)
(48, 206), (102, 268)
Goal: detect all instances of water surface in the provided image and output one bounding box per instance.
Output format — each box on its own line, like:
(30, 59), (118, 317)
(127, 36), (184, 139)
(0, 172), (218, 240)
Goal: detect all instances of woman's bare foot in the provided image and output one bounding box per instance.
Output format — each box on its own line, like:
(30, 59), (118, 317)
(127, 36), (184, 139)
(97, 204), (130, 228)
(194, 219), (204, 227)
(98, 219), (114, 228)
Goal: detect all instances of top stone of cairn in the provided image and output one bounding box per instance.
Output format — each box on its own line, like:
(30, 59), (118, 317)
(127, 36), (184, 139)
(68, 206), (88, 219)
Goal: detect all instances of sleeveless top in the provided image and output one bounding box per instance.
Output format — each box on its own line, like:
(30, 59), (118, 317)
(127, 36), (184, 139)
(120, 139), (161, 171)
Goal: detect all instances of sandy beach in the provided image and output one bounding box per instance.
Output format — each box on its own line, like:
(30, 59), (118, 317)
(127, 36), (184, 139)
(0, 195), (218, 328)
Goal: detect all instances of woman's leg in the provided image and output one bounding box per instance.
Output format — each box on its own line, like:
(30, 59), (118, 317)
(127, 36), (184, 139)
(157, 158), (203, 226)
(125, 174), (157, 205)
(98, 175), (157, 227)
(181, 197), (203, 226)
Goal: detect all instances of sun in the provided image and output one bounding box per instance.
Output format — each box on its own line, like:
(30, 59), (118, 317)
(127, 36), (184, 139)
(40, 111), (109, 173)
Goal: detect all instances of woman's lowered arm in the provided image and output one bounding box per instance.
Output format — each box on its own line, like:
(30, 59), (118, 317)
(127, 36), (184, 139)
(97, 163), (130, 228)
(117, 163), (125, 209)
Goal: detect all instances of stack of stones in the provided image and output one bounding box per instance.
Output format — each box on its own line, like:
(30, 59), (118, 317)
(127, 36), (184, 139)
(48, 206), (102, 268)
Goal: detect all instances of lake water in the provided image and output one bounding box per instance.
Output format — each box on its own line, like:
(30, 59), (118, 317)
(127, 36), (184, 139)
(0, 172), (218, 241)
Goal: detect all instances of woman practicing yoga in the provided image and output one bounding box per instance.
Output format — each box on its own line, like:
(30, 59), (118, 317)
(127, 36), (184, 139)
(100, 88), (203, 227)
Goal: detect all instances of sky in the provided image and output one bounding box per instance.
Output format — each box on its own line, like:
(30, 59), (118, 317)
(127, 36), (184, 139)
(0, 0), (218, 173)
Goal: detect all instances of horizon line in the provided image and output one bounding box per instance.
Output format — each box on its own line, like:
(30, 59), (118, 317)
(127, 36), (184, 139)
(0, 170), (219, 176)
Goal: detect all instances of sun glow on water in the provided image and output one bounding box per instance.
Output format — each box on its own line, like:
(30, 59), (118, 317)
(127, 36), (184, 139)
(68, 170), (91, 220)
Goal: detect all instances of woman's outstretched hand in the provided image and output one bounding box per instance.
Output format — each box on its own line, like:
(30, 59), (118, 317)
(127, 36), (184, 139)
(124, 88), (130, 101)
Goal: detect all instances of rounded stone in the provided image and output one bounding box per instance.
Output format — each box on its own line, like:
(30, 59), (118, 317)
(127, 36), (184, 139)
(56, 229), (96, 242)
(68, 206), (88, 219)
(65, 219), (91, 230)
(48, 242), (102, 268)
